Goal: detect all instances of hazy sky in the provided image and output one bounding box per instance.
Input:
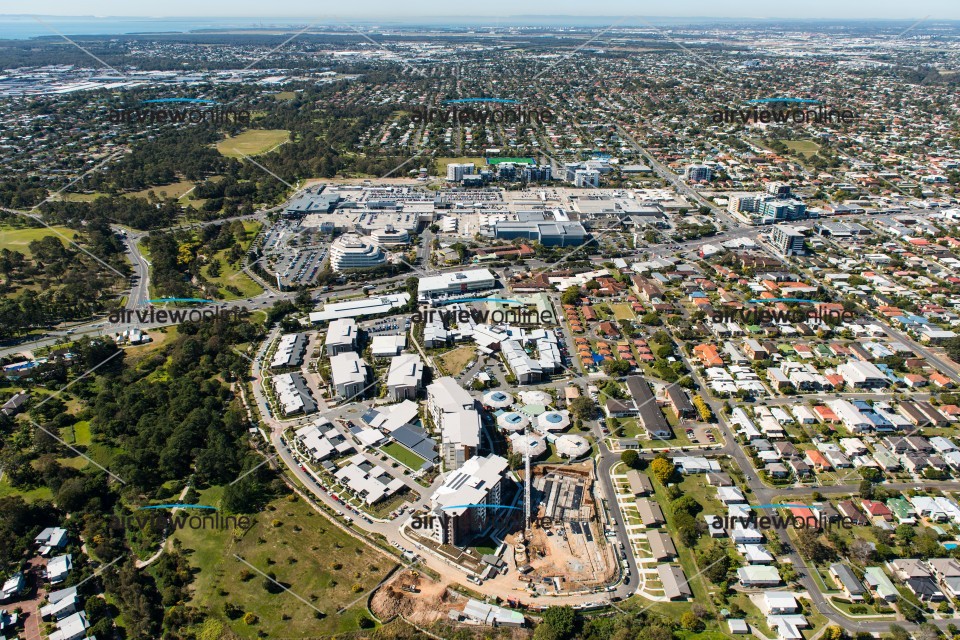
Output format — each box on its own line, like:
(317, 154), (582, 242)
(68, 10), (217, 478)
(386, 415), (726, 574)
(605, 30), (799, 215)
(6, 0), (960, 20)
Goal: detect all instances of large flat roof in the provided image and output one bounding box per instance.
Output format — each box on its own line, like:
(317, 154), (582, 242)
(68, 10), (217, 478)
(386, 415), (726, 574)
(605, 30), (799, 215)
(311, 293), (410, 323)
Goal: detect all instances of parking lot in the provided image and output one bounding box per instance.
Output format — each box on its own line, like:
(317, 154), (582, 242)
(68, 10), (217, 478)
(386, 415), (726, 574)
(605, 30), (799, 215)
(260, 219), (329, 287)
(685, 424), (718, 445)
(362, 315), (410, 337)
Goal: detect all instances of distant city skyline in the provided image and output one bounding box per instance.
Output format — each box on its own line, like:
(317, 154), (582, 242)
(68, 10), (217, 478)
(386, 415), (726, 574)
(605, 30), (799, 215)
(3, 0), (960, 21)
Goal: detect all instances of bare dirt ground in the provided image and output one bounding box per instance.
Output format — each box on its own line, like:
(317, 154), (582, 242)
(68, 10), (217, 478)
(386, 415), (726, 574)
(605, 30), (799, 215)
(507, 518), (616, 593)
(371, 569), (461, 625)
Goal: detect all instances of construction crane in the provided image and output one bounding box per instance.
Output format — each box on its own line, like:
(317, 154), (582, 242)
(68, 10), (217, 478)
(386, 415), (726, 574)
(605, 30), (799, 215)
(524, 426), (532, 532)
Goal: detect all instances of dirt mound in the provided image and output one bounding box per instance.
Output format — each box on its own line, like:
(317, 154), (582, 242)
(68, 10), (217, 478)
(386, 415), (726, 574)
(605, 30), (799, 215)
(370, 570), (457, 625)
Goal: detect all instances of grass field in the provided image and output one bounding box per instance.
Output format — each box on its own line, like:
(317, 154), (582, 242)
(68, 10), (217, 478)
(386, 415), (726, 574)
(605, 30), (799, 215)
(176, 491), (393, 638)
(201, 221), (264, 300)
(433, 156), (486, 176)
(609, 303), (637, 321)
(217, 129), (290, 158)
(57, 192), (107, 202)
(126, 180), (196, 200)
(0, 225), (78, 257)
(435, 346), (476, 376)
(61, 420), (92, 446)
(274, 91), (297, 101)
(380, 442), (426, 470)
(0, 478), (52, 502)
(778, 139), (821, 155)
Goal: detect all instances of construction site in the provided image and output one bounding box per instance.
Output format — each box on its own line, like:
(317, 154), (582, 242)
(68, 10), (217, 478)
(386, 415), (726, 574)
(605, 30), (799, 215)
(370, 569), (460, 626)
(506, 464), (618, 595)
(371, 569), (531, 637)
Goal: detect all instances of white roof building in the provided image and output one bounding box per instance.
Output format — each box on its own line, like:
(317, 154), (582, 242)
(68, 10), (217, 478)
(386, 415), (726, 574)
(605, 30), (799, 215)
(509, 432), (547, 458)
(837, 360), (889, 388)
(334, 454), (405, 504)
(431, 454), (508, 517)
(386, 353), (424, 401)
(555, 434), (590, 458)
(325, 318), (358, 355)
(826, 399), (873, 433)
(46, 554), (72, 584)
(365, 399), (420, 433)
(330, 351), (368, 399)
(371, 334), (407, 358)
(309, 293), (410, 323)
(329, 233), (386, 273)
(35, 527), (68, 556)
(48, 611), (88, 640)
(501, 339), (542, 384)
(418, 269), (496, 300)
(426, 377), (481, 470)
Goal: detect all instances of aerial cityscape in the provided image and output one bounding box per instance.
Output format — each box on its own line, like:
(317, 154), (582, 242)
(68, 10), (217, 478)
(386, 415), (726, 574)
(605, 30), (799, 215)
(3, 4), (960, 640)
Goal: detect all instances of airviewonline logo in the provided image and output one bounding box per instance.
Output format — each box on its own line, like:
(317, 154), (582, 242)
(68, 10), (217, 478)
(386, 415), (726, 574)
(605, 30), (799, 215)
(409, 97), (554, 124)
(713, 504), (857, 531)
(118, 504), (253, 531)
(412, 297), (555, 326)
(108, 298), (250, 324)
(109, 97), (251, 125)
(712, 298), (856, 325)
(409, 503), (857, 531)
(713, 97), (858, 125)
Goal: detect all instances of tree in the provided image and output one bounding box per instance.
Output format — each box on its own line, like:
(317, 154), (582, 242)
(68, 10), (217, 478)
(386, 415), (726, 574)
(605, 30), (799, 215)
(900, 599), (924, 623)
(895, 524), (916, 545)
(680, 612), (704, 632)
(822, 626), (845, 640)
(915, 624), (939, 640)
(794, 528), (835, 563)
(672, 495), (703, 517)
(620, 450), (640, 469)
(674, 512), (699, 547)
(692, 395), (713, 422)
(849, 539), (875, 565)
(649, 456), (675, 485)
(888, 625), (910, 640)
(542, 606), (577, 640)
(945, 336), (960, 364)
(701, 544), (730, 584)
(602, 359), (631, 376)
(569, 397), (596, 422)
(534, 624), (560, 640)
(641, 312), (661, 326)
(561, 286), (581, 306)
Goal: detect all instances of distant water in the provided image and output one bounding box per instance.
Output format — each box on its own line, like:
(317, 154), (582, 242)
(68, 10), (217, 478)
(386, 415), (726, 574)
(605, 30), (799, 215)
(0, 16), (301, 40)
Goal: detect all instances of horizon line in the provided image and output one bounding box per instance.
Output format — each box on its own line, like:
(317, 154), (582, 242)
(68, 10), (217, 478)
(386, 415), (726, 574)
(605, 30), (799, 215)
(4, 14), (956, 23)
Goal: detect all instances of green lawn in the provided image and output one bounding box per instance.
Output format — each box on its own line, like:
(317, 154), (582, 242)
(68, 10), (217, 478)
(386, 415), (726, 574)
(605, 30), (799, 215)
(217, 130), (290, 158)
(380, 442), (426, 470)
(175, 491), (393, 638)
(62, 420), (92, 446)
(57, 193), (108, 202)
(0, 225), (78, 257)
(0, 477), (52, 502)
(126, 180), (196, 200)
(779, 139), (821, 155)
(609, 303), (637, 321)
(201, 221), (264, 300)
